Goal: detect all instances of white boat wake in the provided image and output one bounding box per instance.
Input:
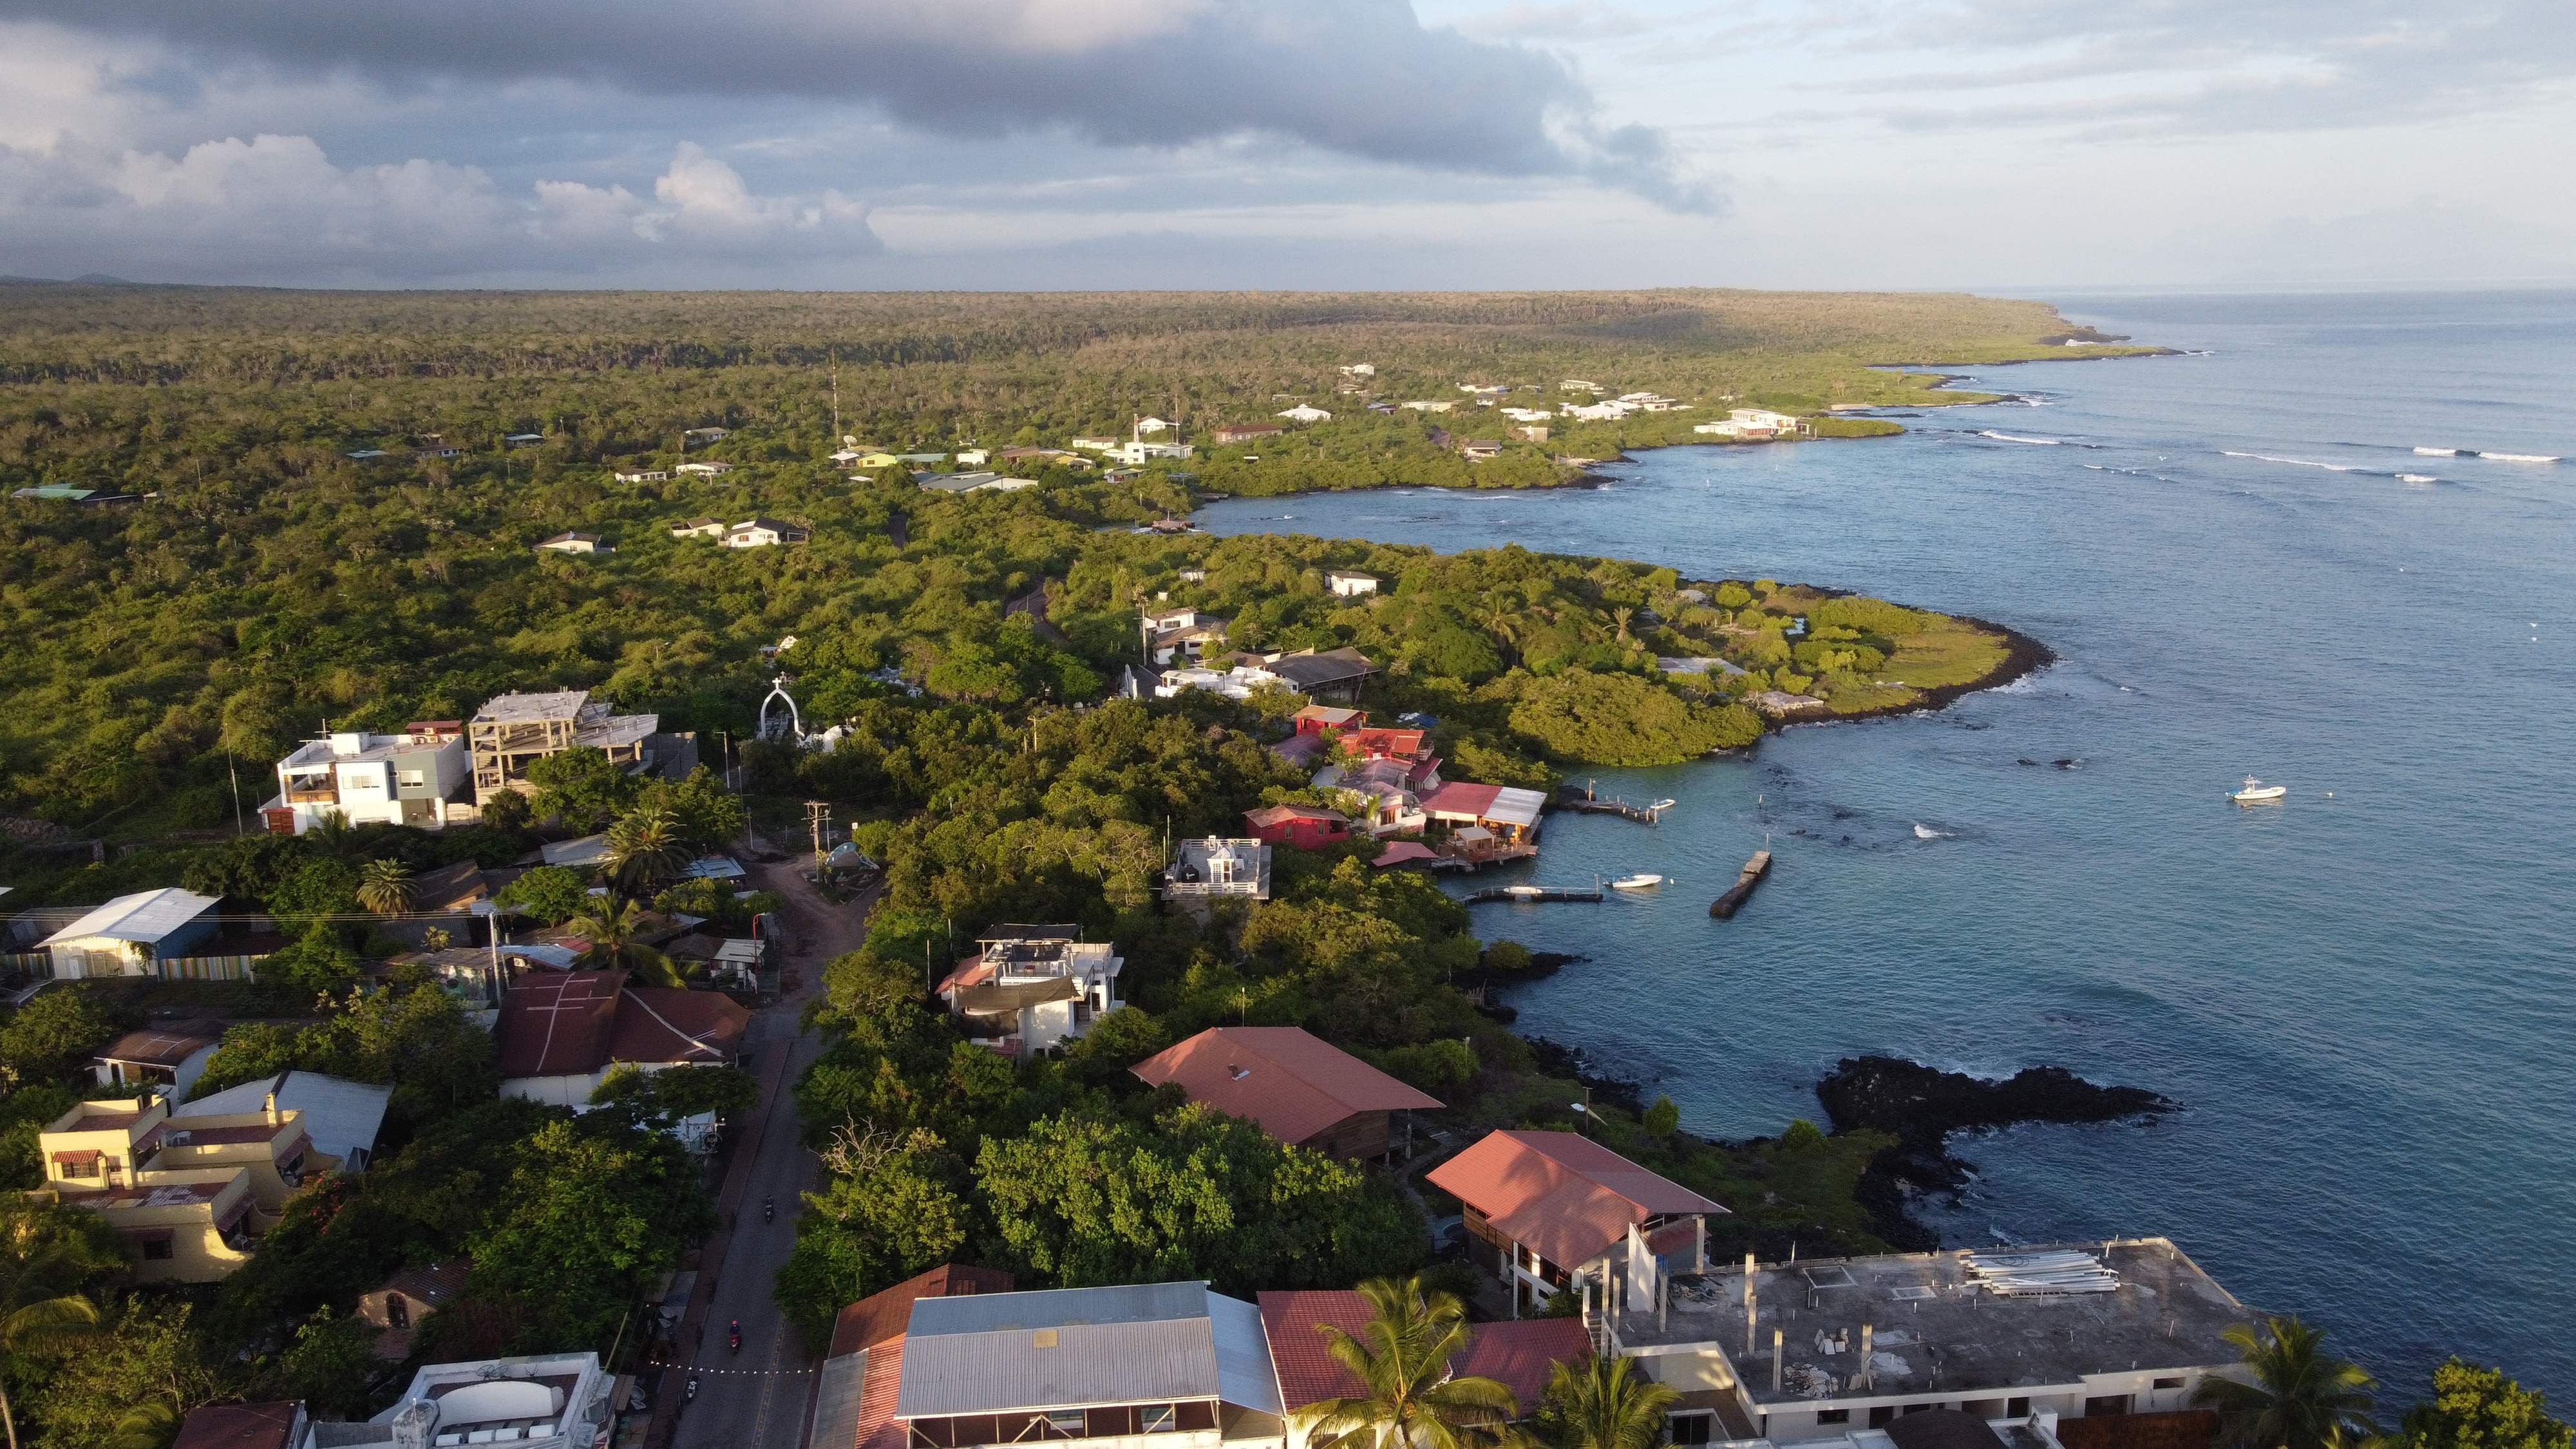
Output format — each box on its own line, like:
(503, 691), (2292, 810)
(2414, 446), (2459, 457)
(1979, 430), (2060, 445)
(1913, 824), (1952, 840)
(2398, 473), (2438, 484)
(2483, 453), (2561, 464)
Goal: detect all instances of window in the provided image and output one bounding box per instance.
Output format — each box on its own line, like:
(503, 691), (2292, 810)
(58, 1158), (99, 1180)
(1668, 1412), (1714, 1446)
(398, 770), (428, 788)
(2007, 1400), (2031, 1419)
(1870, 1408), (1897, 1428)
(1815, 1410), (1850, 1426)
(141, 1239), (173, 1261)
(1904, 1405), (1937, 1417)
(2085, 1396), (2134, 1418)
(1140, 1407), (1177, 1434)
(388, 1296), (411, 1329)
(2154, 1378), (2186, 1391)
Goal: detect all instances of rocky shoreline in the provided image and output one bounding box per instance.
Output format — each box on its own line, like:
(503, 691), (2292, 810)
(1817, 1055), (2179, 1249)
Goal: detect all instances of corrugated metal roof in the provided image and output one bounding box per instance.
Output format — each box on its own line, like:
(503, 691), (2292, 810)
(39, 888), (218, 949)
(178, 1072), (391, 1164)
(895, 1283), (1279, 1419)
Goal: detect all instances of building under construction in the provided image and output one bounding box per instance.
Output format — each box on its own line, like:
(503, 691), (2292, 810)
(466, 689), (680, 808)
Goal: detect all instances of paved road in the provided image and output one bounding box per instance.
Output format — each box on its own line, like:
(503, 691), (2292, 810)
(667, 859), (875, 1449)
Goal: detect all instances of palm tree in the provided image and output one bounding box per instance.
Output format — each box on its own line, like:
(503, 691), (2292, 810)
(1293, 1276), (1522, 1449)
(564, 899), (683, 987)
(2196, 1316), (2380, 1449)
(355, 858), (415, 916)
(1539, 1356), (1675, 1449)
(0, 1210), (110, 1449)
(1611, 607), (1635, 646)
(308, 809), (354, 858)
(605, 805), (690, 896)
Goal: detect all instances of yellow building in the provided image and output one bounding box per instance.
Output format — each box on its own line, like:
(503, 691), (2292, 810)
(32, 1094), (331, 1282)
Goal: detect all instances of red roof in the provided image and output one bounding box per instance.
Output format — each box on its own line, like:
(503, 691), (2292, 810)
(1372, 842), (1441, 867)
(1426, 1130), (1726, 1269)
(827, 1263), (1016, 1359)
(1421, 781), (1502, 817)
(1132, 1028), (1441, 1146)
(850, 1334), (909, 1449)
(494, 971), (747, 1077)
(1257, 1291), (1586, 1414)
(171, 1403), (301, 1449)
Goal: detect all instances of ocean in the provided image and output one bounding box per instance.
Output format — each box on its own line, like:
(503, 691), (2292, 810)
(1195, 290), (2576, 1400)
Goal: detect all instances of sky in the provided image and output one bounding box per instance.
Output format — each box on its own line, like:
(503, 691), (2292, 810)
(0, 0), (2571, 292)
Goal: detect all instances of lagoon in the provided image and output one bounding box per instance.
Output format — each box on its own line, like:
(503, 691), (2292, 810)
(1196, 290), (2576, 1399)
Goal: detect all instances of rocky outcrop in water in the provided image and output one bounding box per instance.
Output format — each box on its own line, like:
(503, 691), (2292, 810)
(1817, 1055), (2178, 1249)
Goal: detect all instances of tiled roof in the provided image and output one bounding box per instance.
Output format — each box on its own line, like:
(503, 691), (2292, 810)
(1256, 1291), (1585, 1415)
(1426, 1130), (1727, 1270)
(1131, 1027), (1440, 1147)
(828, 1264), (1016, 1359)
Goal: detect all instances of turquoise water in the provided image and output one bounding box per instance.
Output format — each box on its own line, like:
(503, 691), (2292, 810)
(1197, 292), (2576, 1399)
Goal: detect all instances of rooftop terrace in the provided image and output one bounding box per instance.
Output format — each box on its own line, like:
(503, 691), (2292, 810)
(1622, 1239), (2251, 1403)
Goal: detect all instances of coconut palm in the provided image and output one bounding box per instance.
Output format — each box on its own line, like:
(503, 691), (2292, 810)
(0, 1209), (111, 1449)
(605, 804), (692, 896)
(307, 809), (354, 858)
(563, 898), (684, 988)
(355, 858), (415, 916)
(1293, 1276), (1522, 1449)
(1539, 1356), (1676, 1449)
(2197, 1316), (2380, 1449)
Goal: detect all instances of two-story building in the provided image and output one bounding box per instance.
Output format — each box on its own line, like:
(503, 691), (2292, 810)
(936, 926), (1122, 1059)
(1260, 1289), (1585, 1449)
(34, 1094), (325, 1281)
(265, 724), (471, 835)
(1609, 1240), (2253, 1448)
(321, 1352), (612, 1449)
(493, 970), (749, 1120)
(1162, 838), (1273, 905)
(1428, 1128), (1725, 1319)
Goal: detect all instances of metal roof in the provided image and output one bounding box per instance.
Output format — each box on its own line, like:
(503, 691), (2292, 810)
(178, 1071), (391, 1164)
(39, 888), (218, 949)
(894, 1283), (1280, 1419)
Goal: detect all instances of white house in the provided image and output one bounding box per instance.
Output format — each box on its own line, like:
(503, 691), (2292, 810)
(1070, 435), (1122, 452)
(954, 448), (990, 466)
(534, 531), (609, 554)
(1501, 407), (1553, 422)
(670, 516), (727, 538)
(91, 1025), (222, 1099)
(267, 725), (470, 835)
(41, 889), (220, 980)
(723, 518), (810, 548)
(312, 1352), (612, 1449)
(1133, 416), (1172, 435)
(1693, 421), (1741, 438)
(1340, 363), (1376, 377)
(1277, 405), (1332, 424)
(1325, 571), (1380, 598)
(1401, 399), (1455, 413)
(1154, 663), (1286, 702)
(1563, 401), (1630, 421)
(1163, 838), (1273, 903)
(916, 471), (1039, 493)
(674, 460), (734, 476)
(1115, 439), (1196, 464)
(612, 468), (670, 482)
(1730, 407), (1807, 439)
(936, 926), (1124, 1059)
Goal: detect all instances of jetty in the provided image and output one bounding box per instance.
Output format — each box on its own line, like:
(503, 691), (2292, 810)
(1707, 849), (1773, 919)
(1464, 884), (1604, 904)
(1555, 781), (1670, 824)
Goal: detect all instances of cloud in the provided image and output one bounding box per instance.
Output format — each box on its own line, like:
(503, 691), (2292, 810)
(0, 0), (1716, 210)
(0, 134), (880, 284)
(1818, 0), (2576, 138)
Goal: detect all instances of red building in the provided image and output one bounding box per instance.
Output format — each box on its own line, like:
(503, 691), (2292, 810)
(1244, 804), (1350, 850)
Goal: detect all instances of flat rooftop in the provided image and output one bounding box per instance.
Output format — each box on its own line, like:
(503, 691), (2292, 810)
(1626, 1238), (2251, 1402)
(472, 690), (592, 723)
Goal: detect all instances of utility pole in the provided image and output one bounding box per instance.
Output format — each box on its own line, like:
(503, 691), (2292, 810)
(227, 755), (245, 837)
(804, 800), (828, 873)
(830, 366), (840, 441)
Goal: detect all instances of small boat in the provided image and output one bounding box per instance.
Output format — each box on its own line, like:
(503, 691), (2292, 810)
(1649, 799), (1676, 811)
(1609, 873), (1665, 891)
(2231, 776), (2287, 804)
(1503, 884), (1547, 898)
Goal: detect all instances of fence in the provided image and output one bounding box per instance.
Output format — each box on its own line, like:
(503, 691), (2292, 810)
(156, 953), (268, 983)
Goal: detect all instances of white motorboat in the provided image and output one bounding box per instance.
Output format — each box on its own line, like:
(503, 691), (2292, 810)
(2231, 776), (2287, 804)
(1609, 873), (1665, 890)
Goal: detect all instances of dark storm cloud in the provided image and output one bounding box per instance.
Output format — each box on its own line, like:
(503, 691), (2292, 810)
(0, 0), (1715, 209)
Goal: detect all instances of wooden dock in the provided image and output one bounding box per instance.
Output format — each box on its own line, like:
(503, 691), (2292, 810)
(1708, 849), (1774, 919)
(1464, 885), (1604, 904)
(1555, 781), (1667, 824)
